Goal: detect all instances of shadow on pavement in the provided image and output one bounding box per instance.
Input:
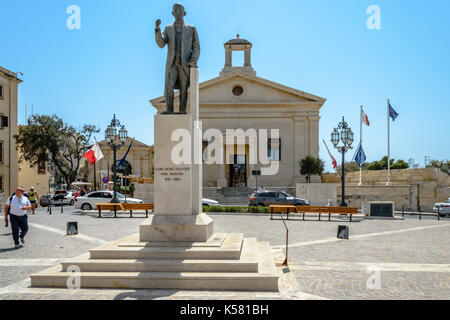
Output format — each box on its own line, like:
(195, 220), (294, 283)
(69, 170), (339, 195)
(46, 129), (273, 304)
(0, 246), (20, 253)
(113, 289), (182, 300)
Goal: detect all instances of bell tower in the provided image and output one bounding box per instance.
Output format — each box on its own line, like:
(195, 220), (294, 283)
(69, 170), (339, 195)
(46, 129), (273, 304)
(220, 34), (256, 76)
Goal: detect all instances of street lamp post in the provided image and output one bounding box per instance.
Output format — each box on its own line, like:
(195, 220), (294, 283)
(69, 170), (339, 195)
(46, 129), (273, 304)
(105, 114), (128, 203)
(331, 117), (354, 207)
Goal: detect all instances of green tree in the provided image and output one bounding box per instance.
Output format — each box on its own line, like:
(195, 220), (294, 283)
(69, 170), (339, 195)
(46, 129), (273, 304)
(299, 156), (325, 183)
(426, 160), (450, 175)
(391, 159), (409, 169)
(337, 161), (370, 172)
(366, 156), (409, 170)
(15, 114), (99, 189)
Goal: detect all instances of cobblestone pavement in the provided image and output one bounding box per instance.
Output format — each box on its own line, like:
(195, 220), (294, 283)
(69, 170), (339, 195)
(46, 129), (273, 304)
(0, 207), (449, 300)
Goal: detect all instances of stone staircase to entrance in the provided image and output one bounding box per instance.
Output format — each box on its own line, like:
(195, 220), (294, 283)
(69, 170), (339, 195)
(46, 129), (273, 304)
(203, 187), (297, 205)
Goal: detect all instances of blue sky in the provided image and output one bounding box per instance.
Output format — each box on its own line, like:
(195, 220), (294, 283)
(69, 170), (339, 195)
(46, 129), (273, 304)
(1, 0), (449, 172)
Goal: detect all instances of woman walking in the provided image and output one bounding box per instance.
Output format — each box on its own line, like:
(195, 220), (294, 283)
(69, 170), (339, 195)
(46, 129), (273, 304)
(28, 187), (40, 214)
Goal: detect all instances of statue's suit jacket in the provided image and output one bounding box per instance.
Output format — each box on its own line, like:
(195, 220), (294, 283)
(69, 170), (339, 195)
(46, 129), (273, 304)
(155, 22), (200, 91)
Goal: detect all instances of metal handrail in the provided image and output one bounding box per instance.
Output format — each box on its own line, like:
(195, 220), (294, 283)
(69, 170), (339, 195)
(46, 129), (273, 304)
(280, 214), (289, 267)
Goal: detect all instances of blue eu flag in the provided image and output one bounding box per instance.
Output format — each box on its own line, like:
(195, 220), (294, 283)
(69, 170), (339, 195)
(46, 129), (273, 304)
(355, 144), (367, 168)
(389, 102), (399, 121)
(118, 139), (134, 167)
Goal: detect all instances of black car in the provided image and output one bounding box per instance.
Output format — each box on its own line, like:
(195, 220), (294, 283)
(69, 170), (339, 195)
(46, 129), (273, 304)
(249, 191), (310, 207)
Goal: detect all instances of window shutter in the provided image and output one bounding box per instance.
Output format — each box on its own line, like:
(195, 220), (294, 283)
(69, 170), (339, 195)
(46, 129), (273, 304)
(38, 160), (46, 174)
(1, 116), (8, 128)
(279, 138), (282, 161)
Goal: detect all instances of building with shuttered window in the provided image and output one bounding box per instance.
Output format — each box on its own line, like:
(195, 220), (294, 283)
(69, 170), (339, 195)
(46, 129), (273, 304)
(0, 66), (21, 200)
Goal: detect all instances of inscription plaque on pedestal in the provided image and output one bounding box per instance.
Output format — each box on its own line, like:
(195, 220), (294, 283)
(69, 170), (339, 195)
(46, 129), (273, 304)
(153, 115), (193, 215)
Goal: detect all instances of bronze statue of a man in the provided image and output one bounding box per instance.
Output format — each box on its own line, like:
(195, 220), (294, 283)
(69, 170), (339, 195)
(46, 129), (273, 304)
(155, 3), (200, 114)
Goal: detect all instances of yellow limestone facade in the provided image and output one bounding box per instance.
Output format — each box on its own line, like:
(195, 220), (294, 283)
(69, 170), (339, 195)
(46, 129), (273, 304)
(83, 137), (154, 185)
(151, 36), (326, 188)
(0, 66), (21, 201)
(17, 148), (50, 197)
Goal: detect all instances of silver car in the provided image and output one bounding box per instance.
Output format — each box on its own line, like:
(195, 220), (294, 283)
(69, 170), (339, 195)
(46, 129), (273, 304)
(40, 193), (73, 207)
(202, 198), (220, 207)
(74, 191), (143, 211)
(433, 198), (450, 217)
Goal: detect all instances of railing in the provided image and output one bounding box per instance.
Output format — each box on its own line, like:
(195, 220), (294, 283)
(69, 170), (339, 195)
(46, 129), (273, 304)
(402, 205), (442, 221)
(280, 215), (289, 267)
(46, 199), (65, 215)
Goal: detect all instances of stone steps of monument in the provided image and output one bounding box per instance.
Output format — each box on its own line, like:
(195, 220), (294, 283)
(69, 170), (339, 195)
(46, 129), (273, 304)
(89, 233), (244, 260)
(61, 238), (258, 273)
(30, 241), (279, 291)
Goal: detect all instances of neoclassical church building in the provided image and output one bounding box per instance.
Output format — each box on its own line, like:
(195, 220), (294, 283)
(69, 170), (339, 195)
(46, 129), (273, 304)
(151, 35), (326, 188)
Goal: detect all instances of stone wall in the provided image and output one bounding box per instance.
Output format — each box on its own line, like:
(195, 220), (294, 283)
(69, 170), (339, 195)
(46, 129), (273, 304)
(296, 183), (338, 206)
(336, 183), (450, 212)
(322, 168), (450, 211)
(338, 185), (412, 211)
(322, 168), (450, 187)
(133, 183), (154, 203)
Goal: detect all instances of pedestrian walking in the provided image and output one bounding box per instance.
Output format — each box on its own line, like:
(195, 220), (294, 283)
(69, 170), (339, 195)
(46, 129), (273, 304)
(4, 187), (32, 249)
(28, 186), (40, 214)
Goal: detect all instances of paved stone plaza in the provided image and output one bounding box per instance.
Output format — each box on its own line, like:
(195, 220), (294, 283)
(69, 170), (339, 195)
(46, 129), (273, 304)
(0, 208), (449, 300)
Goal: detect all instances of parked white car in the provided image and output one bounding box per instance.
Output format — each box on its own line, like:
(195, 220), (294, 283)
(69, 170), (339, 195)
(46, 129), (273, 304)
(202, 198), (220, 207)
(75, 191), (143, 210)
(65, 191), (76, 205)
(433, 198), (450, 217)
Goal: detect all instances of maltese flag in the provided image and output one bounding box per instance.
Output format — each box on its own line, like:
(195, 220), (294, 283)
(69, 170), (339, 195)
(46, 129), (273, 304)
(83, 143), (104, 165)
(331, 155), (337, 169)
(323, 140), (338, 170)
(361, 108), (370, 126)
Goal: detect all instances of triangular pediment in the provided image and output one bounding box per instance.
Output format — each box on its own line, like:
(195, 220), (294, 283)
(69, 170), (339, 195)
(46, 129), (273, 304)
(150, 70), (326, 110)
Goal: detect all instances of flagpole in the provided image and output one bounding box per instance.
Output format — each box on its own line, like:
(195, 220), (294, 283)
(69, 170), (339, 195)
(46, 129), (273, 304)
(93, 137), (99, 191)
(359, 106), (363, 186)
(387, 99), (391, 186)
(94, 160), (97, 191)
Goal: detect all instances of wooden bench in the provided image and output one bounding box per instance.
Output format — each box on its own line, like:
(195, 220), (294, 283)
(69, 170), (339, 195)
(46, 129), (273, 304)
(270, 205), (359, 222)
(96, 203), (154, 218)
(121, 203), (154, 218)
(269, 205), (299, 220)
(96, 203), (123, 218)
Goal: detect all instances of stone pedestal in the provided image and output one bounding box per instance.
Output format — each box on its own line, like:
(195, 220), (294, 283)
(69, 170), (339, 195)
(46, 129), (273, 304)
(141, 67), (213, 242)
(140, 213), (214, 242)
(153, 114), (193, 215)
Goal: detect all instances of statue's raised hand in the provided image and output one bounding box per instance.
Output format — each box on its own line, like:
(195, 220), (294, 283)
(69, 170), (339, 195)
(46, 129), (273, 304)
(155, 19), (161, 29)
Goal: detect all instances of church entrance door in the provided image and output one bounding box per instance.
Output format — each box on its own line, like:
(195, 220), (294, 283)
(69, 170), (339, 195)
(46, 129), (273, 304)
(229, 154), (247, 187)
